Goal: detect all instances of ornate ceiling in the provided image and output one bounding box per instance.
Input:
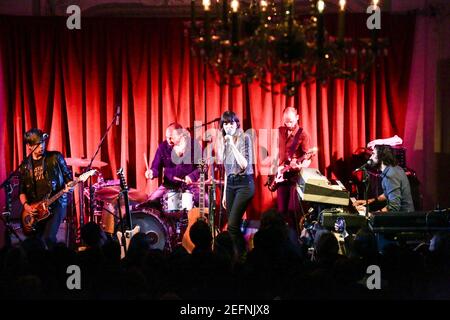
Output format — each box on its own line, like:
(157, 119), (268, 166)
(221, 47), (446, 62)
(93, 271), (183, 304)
(0, 0), (448, 17)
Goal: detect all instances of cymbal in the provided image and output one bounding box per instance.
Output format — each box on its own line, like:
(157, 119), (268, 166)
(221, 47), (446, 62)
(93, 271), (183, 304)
(94, 186), (119, 200)
(95, 186), (148, 202)
(128, 189), (149, 202)
(65, 157), (108, 168)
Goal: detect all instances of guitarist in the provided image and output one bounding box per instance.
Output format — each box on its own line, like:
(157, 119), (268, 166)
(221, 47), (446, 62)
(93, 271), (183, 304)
(18, 128), (73, 248)
(275, 107), (311, 243)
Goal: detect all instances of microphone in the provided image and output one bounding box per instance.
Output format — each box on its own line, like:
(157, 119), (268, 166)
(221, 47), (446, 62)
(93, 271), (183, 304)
(115, 106), (121, 126)
(354, 159), (374, 171)
(224, 126), (234, 137)
(41, 133), (49, 141)
(224, 135), (233, 145)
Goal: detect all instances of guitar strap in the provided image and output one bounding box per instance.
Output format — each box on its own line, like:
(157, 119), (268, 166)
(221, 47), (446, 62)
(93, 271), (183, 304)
(30, 156), (38, 199)
(287, 127), (304, 160)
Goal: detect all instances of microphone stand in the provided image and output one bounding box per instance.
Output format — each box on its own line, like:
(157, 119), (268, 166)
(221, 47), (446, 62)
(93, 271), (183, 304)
(186, 118), (221, 131)
(85, 111), (120, 223)
(0, 211), (21, 247)
(208, 158), (217, 240)
(1, 143), (41, 189)
(217, 146), (227, 233)
(0, 174), (23, 246)
(0, 143), (42, 245)
(362, 167), (370, 218)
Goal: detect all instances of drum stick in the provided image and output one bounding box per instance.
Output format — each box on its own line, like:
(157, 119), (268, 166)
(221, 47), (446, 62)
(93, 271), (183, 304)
(144, 153), (149, 171)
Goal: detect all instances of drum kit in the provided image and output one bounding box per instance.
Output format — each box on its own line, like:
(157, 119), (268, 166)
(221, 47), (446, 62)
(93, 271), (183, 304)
(104, 187), (211, 252)
(66, 157), (224, 252)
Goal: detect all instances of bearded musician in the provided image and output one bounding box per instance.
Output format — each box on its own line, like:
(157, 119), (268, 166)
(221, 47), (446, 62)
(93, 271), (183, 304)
(145, 123), (204, 207)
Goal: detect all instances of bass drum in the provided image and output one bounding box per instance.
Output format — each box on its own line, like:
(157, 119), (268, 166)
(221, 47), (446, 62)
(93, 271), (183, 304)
(118, 209), (172, 252)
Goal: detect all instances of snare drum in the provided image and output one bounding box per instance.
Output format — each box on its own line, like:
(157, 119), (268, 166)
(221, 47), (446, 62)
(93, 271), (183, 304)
(162, 190), (182, 213)
(181, 190), (194, 211)
(162, 189), (195, 218)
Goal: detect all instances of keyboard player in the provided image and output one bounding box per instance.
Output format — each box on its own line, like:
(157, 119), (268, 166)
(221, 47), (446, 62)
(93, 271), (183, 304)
(353, 145), (414, 214)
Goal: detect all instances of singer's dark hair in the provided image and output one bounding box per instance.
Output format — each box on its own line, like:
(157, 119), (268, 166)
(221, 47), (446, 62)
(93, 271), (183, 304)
(375, 144), (397, 166)
(220, 110), (240, 136)
(24, 128), (46, 146)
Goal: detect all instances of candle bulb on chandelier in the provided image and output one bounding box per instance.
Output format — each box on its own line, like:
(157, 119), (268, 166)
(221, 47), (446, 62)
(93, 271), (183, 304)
(371, 0), (380, 53)
(231, 0), (239, 45)
(260, 0), (268, 10)
(317, 0), (324, 13)
(260, 0), (268, 26)
(337, 0), (345, 45)
(202, 0), (211, 48)
(231, 0), (239, 12)
(373, 0), (379, 9)
(202, 0), (211, 11)
(316, 1), (325, 55)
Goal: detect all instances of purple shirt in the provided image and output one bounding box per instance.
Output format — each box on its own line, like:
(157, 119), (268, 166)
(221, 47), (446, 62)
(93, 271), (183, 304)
(150, 139), (202, 188)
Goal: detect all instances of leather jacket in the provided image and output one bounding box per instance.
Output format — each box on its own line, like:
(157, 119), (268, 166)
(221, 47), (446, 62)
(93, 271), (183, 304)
(19, 151), (73, 206)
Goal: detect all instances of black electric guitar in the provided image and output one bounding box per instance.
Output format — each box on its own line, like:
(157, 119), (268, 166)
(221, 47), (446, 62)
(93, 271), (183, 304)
(266, 147), (317, 192)
(116, 168), (139, 259)
(182, 159), (209, 253)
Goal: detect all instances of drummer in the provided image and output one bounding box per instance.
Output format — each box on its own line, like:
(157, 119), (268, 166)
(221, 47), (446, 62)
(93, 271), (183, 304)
(145, 123), (206, 208)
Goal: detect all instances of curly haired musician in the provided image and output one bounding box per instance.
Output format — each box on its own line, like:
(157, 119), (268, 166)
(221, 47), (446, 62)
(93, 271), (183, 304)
(354, 144), (414, 213)
(275, 107), (311, 242)
(19, 128), (73, 248)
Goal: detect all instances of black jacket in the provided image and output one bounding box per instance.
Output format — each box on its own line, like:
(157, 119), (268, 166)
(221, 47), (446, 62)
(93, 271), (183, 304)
(19, 151), (73, 205)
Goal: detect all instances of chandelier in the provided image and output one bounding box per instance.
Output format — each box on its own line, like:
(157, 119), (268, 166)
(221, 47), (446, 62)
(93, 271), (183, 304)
(189, 0), (387, 95)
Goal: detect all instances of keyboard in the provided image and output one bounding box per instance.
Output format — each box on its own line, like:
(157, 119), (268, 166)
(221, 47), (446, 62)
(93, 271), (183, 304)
(350, 197), (367, 216)
(297, 168), (350, 206)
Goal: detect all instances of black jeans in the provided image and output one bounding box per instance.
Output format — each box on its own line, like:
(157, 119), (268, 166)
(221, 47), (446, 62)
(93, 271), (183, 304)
(35, 202), (67, 249)
(226, 174), (255, 255)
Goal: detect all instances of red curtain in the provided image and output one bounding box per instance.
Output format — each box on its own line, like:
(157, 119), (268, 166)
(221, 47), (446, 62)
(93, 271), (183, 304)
(0, 15), (415, 224)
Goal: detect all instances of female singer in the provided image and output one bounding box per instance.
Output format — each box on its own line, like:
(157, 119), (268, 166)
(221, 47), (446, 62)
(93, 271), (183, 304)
(218, 111), (254, 258)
